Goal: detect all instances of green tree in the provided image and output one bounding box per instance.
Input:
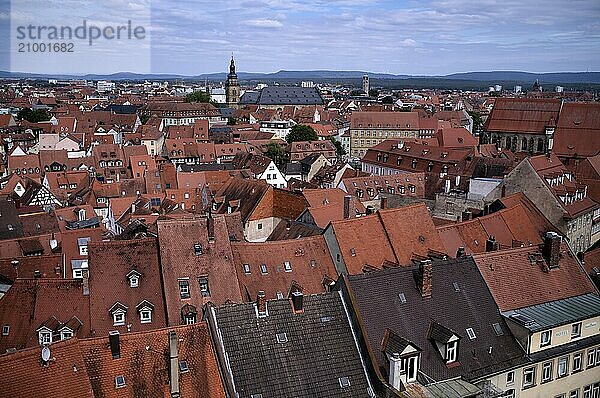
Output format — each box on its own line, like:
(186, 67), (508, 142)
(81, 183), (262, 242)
(329, 137), (346, 158)
(17, 108), (50, 123)
(381, 96), (395, 104)
(369, 89), (379, 98)
(227, 117), (236, 125)
(265, 142), (288, 168)
(185, 91), (220, 107)
(139, 114), (150, 125)
(286, 124), (318, 143)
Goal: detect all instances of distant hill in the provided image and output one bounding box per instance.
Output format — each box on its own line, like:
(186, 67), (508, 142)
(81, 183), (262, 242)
(1, 70), (599, 84)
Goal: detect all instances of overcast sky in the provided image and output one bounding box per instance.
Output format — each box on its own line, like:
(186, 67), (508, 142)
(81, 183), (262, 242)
(2, 0), (600, 75)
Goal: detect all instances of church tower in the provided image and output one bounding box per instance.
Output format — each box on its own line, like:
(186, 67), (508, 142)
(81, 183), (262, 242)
(225, 55), (241, 109)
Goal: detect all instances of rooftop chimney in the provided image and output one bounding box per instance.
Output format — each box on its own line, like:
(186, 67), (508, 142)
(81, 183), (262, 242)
(456, 247), (466, 258)
(417, 260), (433, 298)
(256, 291), (267, 317)
(169, 330), (180, 398)
(461, 210), (472, 222)
(291, 291), (304, 313)
(343, 195), (352, 219)
(109, 331), (120, 359)
(543, 232), (561, 268)
(486, 236), (499, 252)
(207, 215), (215, 242)
(380, 196), (388, 210)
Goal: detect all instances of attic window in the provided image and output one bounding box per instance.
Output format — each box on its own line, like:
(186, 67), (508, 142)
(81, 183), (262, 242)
(466, 328), (476, 340)
(284, 261), (292, 272)
(350, 248), (356, 257)
(260, 264), (268, 274)
(2, 325), (9, 336)
(179, 360), (189, 373)
(129, 275), (139, 288)
(310, 259), (316, 268)
(243, 264), (251, 274)
(194, 243), (203, 255)
(277, 292), (284, 300)
(452, 282), (460, 292)
(339, 377), (351, 388)
(198, 276), (210, 297)
(39, 329), (52, 345)
(492, 323), (504, 336)
(115, 375), (126, 388)
(251, 395), (263, 398)
(446, 341), (458, 363)
(276, 332), (288, 343)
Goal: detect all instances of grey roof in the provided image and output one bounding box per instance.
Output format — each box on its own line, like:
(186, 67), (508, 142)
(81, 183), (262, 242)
(219, 107), (235, 118)
(211, 291), (374, 398)
(240, 87), (324, 105)
(0, 199), (24, 240)
(421, 379), (482, 398)
(347, 256), (527, 382)
(503, 293), (600, 332)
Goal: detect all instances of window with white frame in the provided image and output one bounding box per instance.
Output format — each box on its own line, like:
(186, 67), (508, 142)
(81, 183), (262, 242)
(571, 322), (582, 339)
(39, 329), (52, 345)
(557, 356), (569, 378)
(140, 308), (152, 323)
(113, 311), (125, 326)
(185, 313), (196, 325)
(573, 352), (582, 372)
(243, 264), (251, 274)
(540, 330), (552, 347)
(283, 261), (292, 272)
(260, 264), (268, 274)
(597, 348), (600, 366)
(542, 361), (553, 383)
(60, 328), (73, 340)
(506, 371), (514, 385)
(2, 325), (9, 336)
(179, 279), (190, 299)
(522, 367), (536, 388)
(406, 355), (418, 382)
(446, 340), (458, 363)
(583, 385), (591, 398)
(570, 389), (579, 398)
(503, 389), (515, 398)
(587, 349), (595, 368)
(198, 276), (210, 297)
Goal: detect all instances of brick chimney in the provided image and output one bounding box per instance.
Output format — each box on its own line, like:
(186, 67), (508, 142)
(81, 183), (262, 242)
(461, 210), (472, 221)
(456, 247), (466, 258)
(256, 291), (267, 317)
(417, 260), (433, 298)
(381, 196), (388, 210)
(291, 291), (304, 313)
(169, 330), (180, 398)
(343, 195), (352, 219)
(543, 232), (561, 268)
(486, 236), (499, 252)
(109, 331), (120, 359)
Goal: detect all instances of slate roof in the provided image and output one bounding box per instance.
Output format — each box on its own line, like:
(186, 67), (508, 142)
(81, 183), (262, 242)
(209, 291), (375, 398)
(240, 86), (324, 105)
(503, 293), (600, 332)
(347, 256), (527, 382)
(473, 242), (597, 311)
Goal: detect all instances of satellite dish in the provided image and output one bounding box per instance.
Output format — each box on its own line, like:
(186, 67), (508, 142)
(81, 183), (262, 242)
(41, 346), (51, 362)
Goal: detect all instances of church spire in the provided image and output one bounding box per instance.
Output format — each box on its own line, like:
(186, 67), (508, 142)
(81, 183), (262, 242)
(230, 53), (236, 75)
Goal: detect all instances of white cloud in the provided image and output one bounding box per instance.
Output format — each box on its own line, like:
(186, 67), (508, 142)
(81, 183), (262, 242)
(244, 19), (283, 28)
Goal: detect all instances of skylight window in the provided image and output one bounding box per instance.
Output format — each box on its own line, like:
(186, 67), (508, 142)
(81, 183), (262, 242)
(453, 282), (460, 292)
(276, 332), (288, 343)
(466, 328), (476, 340)
(339, 376), (351, 388)
(179, 360), (189, 373)
(398, 293), (406, 303)
(492, 323), (504, 336)
(115, 375), (126, 388)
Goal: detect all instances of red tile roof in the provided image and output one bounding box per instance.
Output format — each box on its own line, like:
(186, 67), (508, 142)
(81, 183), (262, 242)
(231, 235), (337, 300)
(79, 324), (226, 398)
(87, 238), (167, 336)
(474, 242), (596, 311)
(484, 98), (561, 134)
(553, 102), (600, 159)
(0, 338), (95, 398)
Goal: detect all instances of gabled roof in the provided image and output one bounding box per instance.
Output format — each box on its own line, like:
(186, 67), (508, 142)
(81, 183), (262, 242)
(473, 242), (596, 311)
(231, 235), (337, 300)
(553, 102), (600, 159)
(0, 339), (95, 398)
(483, 98), (561, 134)
(79, 324), (226, 398)
(347, 257), (527, 381)
(210, 291), (374, 398)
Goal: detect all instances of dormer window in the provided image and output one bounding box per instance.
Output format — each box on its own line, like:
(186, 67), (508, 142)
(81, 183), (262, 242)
(136, 300), (154, 324)
(446, 340), (458, 363)
(38, 329), (52, 345)
(127, 270), (141, 288)
(109, 302), (128, 326)
(59, 327), (73, 340)
(540, 330), (551, 347)
(194, 243), (203, 255)
(284, 261), (292, 272)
